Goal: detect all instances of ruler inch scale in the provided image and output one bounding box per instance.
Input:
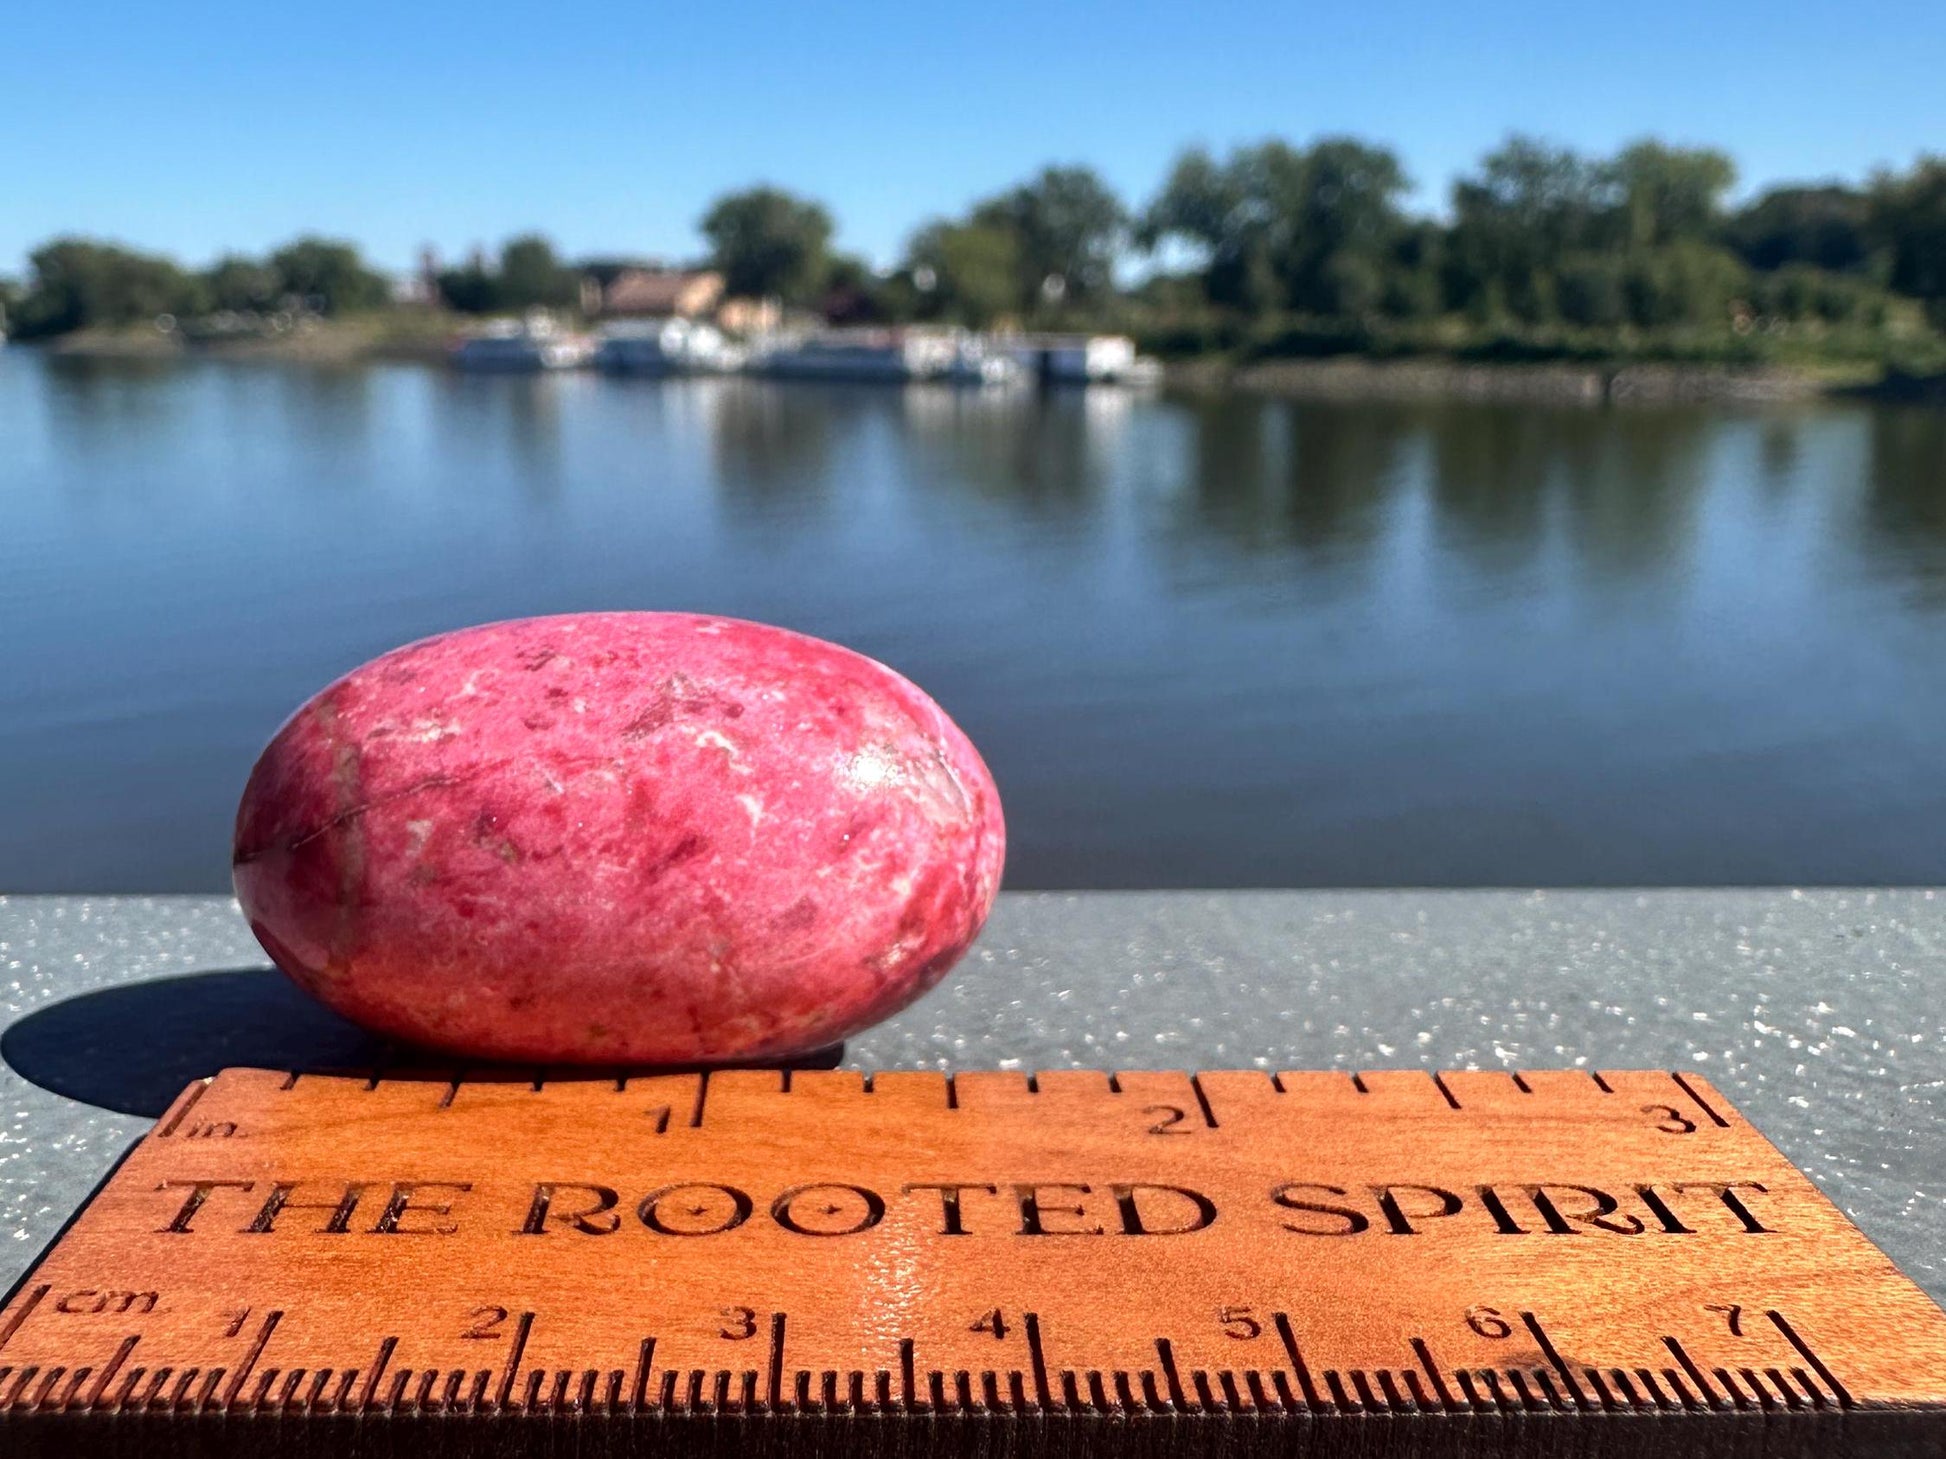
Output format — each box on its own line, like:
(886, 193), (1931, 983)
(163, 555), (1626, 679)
(1, 1067), (1943, 1456)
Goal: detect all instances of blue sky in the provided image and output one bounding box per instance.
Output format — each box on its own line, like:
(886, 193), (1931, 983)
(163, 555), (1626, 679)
(6, 0), (1942, 276)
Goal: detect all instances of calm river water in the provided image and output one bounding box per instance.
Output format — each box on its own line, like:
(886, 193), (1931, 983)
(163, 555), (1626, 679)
(4, 349), (1944, 890)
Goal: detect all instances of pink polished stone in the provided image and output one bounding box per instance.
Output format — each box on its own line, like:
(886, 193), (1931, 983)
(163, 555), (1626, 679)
(233, 613), (1005, 1063)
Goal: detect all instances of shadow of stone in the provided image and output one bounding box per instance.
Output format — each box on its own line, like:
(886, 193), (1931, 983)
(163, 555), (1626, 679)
(1, 969), (841, 1118)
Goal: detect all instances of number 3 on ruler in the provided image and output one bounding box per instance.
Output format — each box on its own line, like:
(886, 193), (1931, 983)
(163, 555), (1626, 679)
(1643, 1104), (1698, 1134)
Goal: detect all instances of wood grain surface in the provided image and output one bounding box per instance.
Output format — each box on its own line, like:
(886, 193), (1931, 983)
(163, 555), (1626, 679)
(1, 1066), (1942, 1456)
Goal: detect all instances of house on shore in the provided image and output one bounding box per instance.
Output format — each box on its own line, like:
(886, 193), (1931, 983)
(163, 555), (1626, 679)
(586, 267), (725, 320)
(716, 296), (783, 337)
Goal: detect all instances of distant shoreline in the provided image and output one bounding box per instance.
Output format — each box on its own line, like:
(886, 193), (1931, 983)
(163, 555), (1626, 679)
(30, 316), (457, 367)
(19, 322), (1944, 406)
(1165, 357), (1834, 405)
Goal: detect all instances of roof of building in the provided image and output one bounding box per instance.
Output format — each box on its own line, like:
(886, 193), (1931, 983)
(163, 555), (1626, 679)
(602, 268), (723, 316)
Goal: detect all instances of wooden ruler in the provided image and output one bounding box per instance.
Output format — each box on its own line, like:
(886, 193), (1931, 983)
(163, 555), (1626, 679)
(2, 1066), (1943, 1456)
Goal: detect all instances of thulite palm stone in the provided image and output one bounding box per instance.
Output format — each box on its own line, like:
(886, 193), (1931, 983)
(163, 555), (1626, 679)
(233, 613), (1005, 1063)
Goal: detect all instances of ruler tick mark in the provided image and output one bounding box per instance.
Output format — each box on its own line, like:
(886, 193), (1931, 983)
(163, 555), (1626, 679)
(1410, 1337), (1455, 1410)
(633, 1337), (655, 1411)
(87, 1336), (139, 1411)
(1156, 1338), (1188, 1408)
(1670, 1071), (1730, 1127)
(495, 1312), (533, 1410)
(1665, 1335), (1725, 1408)
(1768, 1309), (1853, 1408)
(0, 1285), (49, 1354)
(156, 1081), (210, 1138)
(1786, 1365), (1825, 1407)
(767, 1311), (785, 1409)
(223, 1310), (281, 1408)
(1189, 1074), (1219, 1128)
(1521, 1311), (1588, 1409)
(1024, 1312), (1051, 1409)
(1273, 1312), (1324, 1412)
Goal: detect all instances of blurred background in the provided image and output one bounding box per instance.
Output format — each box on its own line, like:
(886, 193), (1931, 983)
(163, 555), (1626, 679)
(4, 0), (1944, 892)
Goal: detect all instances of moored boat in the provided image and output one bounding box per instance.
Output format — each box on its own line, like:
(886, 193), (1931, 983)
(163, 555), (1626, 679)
(452, 315), (593, 372)
(594, 318), (742, 375)
(750, 328), (956, 383)
(1002, 333), (1158, 384)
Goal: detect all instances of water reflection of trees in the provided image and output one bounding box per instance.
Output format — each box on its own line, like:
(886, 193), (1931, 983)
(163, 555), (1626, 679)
(705, 380), (862, 508)
(257, 364), (378, 479)
(898, 387), (1111, 518)
(1425, 406), (1574, 568)
(41, 355), (200, 480)
(1178, 397), (1411, 563)
(43, 357), (383, 497)
(1863, 407), (1946, 604)
(1157, 393), (1733, 589)
(426, 371), (568, 497)
(1561, 408), (1712, 581)
(1426, 404), (1713, 583)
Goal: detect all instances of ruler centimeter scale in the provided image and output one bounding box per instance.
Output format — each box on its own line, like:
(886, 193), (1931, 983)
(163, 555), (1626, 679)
(2, 1066), (1943, 1456)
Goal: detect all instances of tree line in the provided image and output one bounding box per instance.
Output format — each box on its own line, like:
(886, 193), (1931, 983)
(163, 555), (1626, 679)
(7, 134), (1945, 363)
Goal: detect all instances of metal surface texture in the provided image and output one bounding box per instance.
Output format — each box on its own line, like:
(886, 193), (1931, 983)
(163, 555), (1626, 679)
(3, 889), (1943, 1316)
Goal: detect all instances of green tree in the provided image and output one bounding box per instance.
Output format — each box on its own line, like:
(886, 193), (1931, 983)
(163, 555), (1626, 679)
(1284, 138), (1411, 313)
(496, 234), (578, 309)
(1447, 137), (1613, 320)
(1554, 253), (1629, 327)
(9, 237), (203, 338)
(1870, 157), (1946, 321)
(203, 254), (281, 312)
(699, 186), (834, 303)
(1619, 242), (1747, 329)
(970, 164), (1126, 309)
(1725, 185), (1871, 273)
(1751, 263), (1887, 324)
(1141, 138), (1410, 316)
(267, 236), (389, 315)
(904, 219), (1022, 326)
(436, 257), (501, 314)
(1382, 221), (1446, 318)
(818, 253), (904, 324)
(1609, 140), (1737, 247)
(1139, 144), (1280, 313)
